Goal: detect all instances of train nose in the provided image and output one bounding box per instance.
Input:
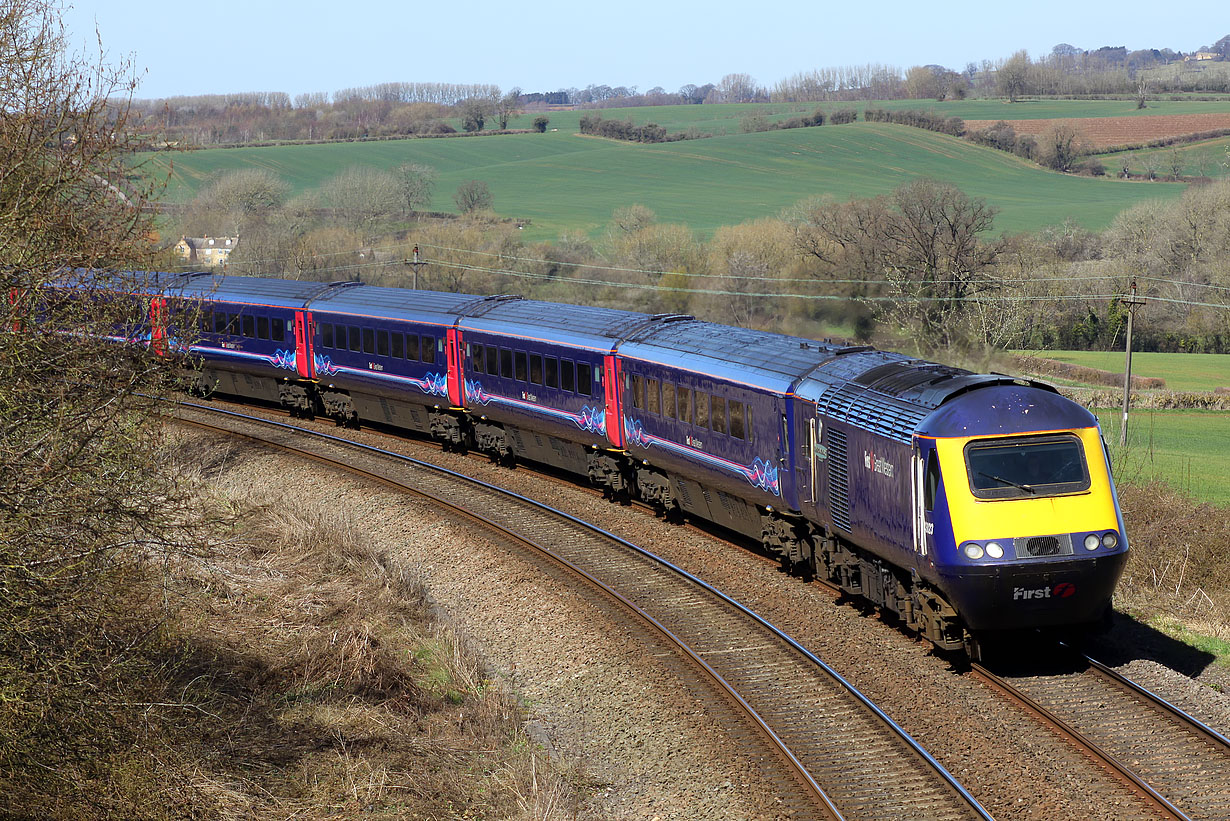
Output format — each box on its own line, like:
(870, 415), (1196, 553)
(944, 551), (1128, 631)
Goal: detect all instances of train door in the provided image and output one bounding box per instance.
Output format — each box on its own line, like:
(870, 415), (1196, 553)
(602, 354), (623, 448)
(912, 440), (939, 560)
(445, 327), (464, 407)
(793, 402), (820, 513)
(293, 311), (314, 379)
(148, 298), (168, 354)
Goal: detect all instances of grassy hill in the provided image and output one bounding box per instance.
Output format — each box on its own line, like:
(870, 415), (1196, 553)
(1017, 350), (1230, 393)
(143, 121), (1188, 240)
(1099, 135), (1230, 178)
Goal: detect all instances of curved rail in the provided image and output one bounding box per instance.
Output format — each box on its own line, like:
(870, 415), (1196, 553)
(172, 400), (993, 821)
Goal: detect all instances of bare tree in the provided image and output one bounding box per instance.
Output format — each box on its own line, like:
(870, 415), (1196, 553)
(997, 50), (1032, 102)
(321, 166), (401, 233)
(495, 87), (520, 130)
(394, 163), (438, 216)
(1, 0), (206, 808)
(454, 180), (493, 214)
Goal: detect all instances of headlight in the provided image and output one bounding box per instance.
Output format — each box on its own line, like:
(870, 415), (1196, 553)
(985, 541), (1004, 559)
(1084, 534), (1101, 551)
(1102, 532), (1119, 549)
(963, 543), (985, 560)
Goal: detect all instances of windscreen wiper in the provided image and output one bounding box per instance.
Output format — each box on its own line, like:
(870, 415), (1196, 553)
(977, 471), (1035, 494)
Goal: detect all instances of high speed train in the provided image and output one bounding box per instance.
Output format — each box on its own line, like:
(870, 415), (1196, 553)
(79, 270), (1129, 655)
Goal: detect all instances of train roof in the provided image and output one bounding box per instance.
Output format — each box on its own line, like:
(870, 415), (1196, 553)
(796, 350), (1062, 444)
(617, 320), (855, 393)
(917, 383), (1097, 439)
(165, 273), (327, 308)
(460, 300), (673, 353)
(305, 282), (491, 323)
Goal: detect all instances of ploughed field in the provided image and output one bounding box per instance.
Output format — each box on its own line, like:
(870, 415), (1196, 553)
(964, 112), (1230, 149)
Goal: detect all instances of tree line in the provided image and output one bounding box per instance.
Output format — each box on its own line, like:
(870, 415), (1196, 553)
(131, 33), (1230, 149)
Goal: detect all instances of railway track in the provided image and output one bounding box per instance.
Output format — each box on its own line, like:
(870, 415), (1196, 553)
(172, 400), (992, 821)
(972, 647), (1230, 821)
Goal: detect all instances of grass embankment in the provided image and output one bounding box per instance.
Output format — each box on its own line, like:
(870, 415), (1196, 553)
(1, 433), (587, 819)
(1114, 481), (1230, 660)
(142, 121), (1186, 241)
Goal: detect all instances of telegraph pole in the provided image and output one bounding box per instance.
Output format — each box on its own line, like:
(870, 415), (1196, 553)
(1119, 279), (1146, 447)
(404, 244), (426, 290)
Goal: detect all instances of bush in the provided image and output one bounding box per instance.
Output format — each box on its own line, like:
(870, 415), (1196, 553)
(532, 115), (549, 133)
(863, 107), (962, 135)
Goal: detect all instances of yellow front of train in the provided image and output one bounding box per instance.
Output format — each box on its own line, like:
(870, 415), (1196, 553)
(922, 387), (1129, 633)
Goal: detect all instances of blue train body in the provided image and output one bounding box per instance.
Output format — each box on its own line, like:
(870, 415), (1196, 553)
(95, 271), (1128, 654)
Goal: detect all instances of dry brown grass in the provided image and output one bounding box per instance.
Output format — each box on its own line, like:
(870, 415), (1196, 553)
(1, 433), (601, 820)
(1116, 481), (1230, 642)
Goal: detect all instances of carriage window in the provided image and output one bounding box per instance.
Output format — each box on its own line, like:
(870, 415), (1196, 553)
(472, 344), (485, 372)
(201, 311), (213, 334)
(746, 406), (754, 443)
(406, 333), (420, 361)
(377, 330), (389, 357)
(362, 328), (375, 354)
(515, 351), (527, 382)
(545, 357), (558, 388)
(241, 315), (254, 338)
(257, 316), (270, 340)
(696, 392), (710, 428)
(321, 324), (334, 348)
(272, 319), (285, 342)
(711, 396), (726, 435)
(421, 336), (435, 362)
(631, 374), (645, 410)
(214, 312), (227, 333)
(391, 331), (403, 359)
(729, 402), (745, 440)
(577, 363), (592, 397)
(487, 346), (499, 375)
(678, 387), (693, 425)
(561, 360), (575, 393)
(662, 383), (676, 419)
(530, 354), (543, 385)
(647, 379), (660, 415)
(500, 348), (513, 379)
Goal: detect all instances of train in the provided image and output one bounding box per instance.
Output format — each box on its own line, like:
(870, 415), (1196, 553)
(78, 269), (1130, 656)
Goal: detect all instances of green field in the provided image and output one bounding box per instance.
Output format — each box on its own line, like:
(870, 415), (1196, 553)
(1020, 350), (1230, 392)
(1099, 136), (1230, 179)
(143, 121), (1187, 240)
(1097, 409), (1230, 506)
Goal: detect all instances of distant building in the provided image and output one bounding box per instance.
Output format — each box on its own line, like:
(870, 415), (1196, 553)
(175, 235), (238, 267)
(1187, 52), (1221, 62)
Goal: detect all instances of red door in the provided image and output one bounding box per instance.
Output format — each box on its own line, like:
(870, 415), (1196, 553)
(603, 354), (623, 448)
(445, 327), (464, 407)
(149, 298), (168, 354)
(294, 311), (314, 378)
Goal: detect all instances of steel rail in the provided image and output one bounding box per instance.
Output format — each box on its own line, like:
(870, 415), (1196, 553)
(172, 400), (993, 821)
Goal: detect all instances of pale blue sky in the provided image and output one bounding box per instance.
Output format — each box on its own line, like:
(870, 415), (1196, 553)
(60, 0), (1227, 101)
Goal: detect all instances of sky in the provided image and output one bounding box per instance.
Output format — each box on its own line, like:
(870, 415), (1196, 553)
(59, 0), (1228, 101)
